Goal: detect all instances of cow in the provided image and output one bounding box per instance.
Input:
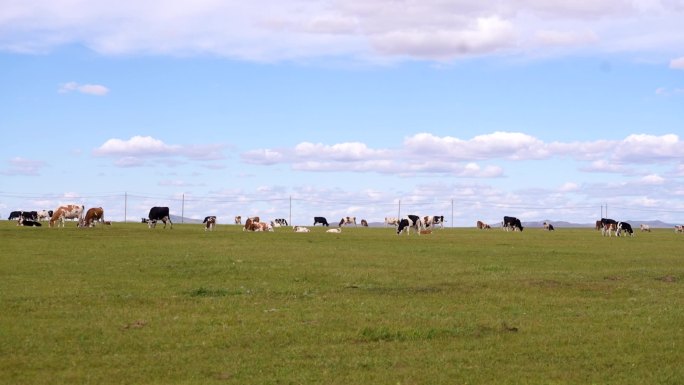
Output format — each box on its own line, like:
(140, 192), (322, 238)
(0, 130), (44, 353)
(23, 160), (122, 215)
(147, 207), (172, 229)
(18, 219), (42, 227)
(384, 217), (400, 226)
(616, 222), (634, 237)
(313, 217), (329, 226)
(8, 211), (22, 220)
(273, 218), (288, 227)
(397, 215), (425, 235)
(502, 216), (523, 232)
(81, 207), (104, 227)
(249, 222), (272, 232)
(243, 217), (261, 231)
(234, 216), (242, 225)
(19, 211), (38, 221)
(476, 220), (491, 229)
(37, 210), (53, 221)
(203, 216), (217, 231)
(595, 220), (603, 231)
(675, 225), (684, 233)
(600, 218), (618, 237)
(326, 228), (342, 233)
(543, 222), (555, 231)
(50, 205), (84, 228)
(339, 216), (356, 227)
(293, 226), (310, 233)
(361, 219), (368, 227)
(424, 216), (445, 229)
(640, 224), (651, 232)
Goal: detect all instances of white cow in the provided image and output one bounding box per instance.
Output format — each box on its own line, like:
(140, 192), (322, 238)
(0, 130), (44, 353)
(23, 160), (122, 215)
(384, 217), (400, 226)
(326, 228), (342, 233)
(293, 226), (310, 233)
(640, 224), (651, 232)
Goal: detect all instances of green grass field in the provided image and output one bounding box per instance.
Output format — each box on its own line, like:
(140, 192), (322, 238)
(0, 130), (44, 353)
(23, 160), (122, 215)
(1, 221), (683, 384)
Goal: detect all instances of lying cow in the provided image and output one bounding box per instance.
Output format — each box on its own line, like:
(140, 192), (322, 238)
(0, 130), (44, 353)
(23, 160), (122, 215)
(293, 226), (310, 233)
(18, 219), (42, 227)
(326, 228), (342, 233)
(640, 224), (651, 232)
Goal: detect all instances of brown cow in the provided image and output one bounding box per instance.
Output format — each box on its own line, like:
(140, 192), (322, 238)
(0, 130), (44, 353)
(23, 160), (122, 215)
(476, 220), (491, 229)
(81, 207), (104, 227)
(50, 204), (84, 227)
(360, 219), (368, 227)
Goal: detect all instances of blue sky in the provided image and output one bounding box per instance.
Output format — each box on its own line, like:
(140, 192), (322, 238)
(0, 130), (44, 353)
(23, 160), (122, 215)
(1, 0), (683, 226)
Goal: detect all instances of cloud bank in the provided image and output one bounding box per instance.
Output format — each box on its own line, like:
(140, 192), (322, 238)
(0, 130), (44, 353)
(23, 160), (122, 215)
(2, 0), (683, 62)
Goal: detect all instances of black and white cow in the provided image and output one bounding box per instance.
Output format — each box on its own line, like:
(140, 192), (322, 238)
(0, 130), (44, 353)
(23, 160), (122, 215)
(8, 211), (22, 220)
(543, 222), (555, 231)
(600, 218), (618, 237)
(147, 207), (173, 229)
(424, 215), (445, 229)
(503, 216), (523, 232)
(37, 210), (53, 221)
(313, 217), (329, 226)
(616, 222), (634, 237)
(273, 218), (288, 227)
(18, 219), (42, 227)
(203, 216), (217, 231)
(339, 216), (356, 227)
(397, 215), (425, 235)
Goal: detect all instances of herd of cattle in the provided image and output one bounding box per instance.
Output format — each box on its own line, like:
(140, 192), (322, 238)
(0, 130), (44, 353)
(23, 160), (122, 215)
(7, 206), (684, 236)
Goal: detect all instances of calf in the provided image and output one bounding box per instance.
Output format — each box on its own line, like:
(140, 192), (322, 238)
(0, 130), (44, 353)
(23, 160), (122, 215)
(476, 220), (491, 229)
(543, 222), (555, 231)
(293, 226), (310, 233)
(203, 216), (217, 231)
(234, 215), (242, 225)
(313, 216), (329, 226)
(640, 224), (651, 232)
(326, 228), (342, 233)
(360, 219), (368, 227)
(339, 216), (356, 227)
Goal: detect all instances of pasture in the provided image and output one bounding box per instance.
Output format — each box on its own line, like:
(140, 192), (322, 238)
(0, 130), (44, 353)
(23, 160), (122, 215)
(1, 221), (683, 384)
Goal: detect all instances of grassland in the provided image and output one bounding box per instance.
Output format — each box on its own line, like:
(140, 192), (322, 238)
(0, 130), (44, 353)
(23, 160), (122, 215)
(1, 221), (683, 384)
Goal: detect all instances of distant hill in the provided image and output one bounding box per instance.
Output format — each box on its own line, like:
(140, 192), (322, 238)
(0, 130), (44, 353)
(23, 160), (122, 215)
(169, 215), (203, 224)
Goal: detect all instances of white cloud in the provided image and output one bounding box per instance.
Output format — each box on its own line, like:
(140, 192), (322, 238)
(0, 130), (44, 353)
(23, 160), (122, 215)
(93, 136), (226, 166)
(2, 0), (683, 61)
(59, 82), (109, 95)
(640, 174), (665, 185)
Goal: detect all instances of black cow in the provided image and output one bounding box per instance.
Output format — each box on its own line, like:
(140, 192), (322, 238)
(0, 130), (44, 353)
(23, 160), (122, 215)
(147, 207), (173, 229)
(503, 216), (523, 231)
(397, 215), (424, 235)
(313, 217), (329, 226)
(600, 218), (618, 236)
(8, 211), (22, 220)
(617, 222), (634, 237)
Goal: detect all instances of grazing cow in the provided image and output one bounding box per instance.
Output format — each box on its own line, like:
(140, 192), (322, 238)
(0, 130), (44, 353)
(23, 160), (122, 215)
(326, 228), (342, 233)
(397, 215), (425, 235)
(616, 222), (634, 237)
(37, 210), (53, 221)
(360, 219), (368, 227)
(595, 220), (603, 231)
(273, 218), (288, 227)
(203, 216), (217, 231)
(141, 217), (148, 223)
(18, 219), (42, 227)
(424, 216), (445, 229)
(234, 215), (242, 225)
(675, 225), (684, 233)
(339, 216), (356, 227)
(502, 216), (523, 232)
(543, 222), (555, 231)
(147, 207), (172, 229)
(313, 217), (329, 226)
(81, 207), (104, 227)
(384, 217), (400, 226)
(293, 226), (310, 233)
(50, 205), (84, 228)
(8, 211), (22, 220)
(476, 220), (491, 229)
(640, 224), (651, 232)
(600, 218), (618, 237)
